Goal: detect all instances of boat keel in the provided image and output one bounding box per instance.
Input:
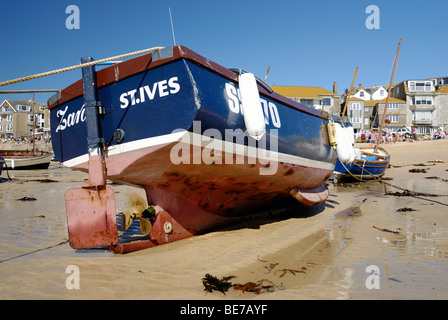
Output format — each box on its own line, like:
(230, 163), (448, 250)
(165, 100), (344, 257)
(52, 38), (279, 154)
(112, 206), (195, 253)
(289, 184), (329, 206)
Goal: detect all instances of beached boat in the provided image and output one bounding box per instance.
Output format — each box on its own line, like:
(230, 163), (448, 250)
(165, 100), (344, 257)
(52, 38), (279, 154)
(333, 39), (401, 183)
(334, 145), (390, 180)
(0, 150), (52, 170)
(331, 121), (390, 181)
(48, 45), (338, 252)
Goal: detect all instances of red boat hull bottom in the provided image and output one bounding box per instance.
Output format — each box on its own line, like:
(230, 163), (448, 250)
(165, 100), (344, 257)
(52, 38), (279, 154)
(68, 140), (333, 253)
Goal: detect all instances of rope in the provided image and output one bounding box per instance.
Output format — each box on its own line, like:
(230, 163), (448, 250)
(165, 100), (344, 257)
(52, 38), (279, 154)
(336, 160), (448, 206)
(0, 46), (165, 87)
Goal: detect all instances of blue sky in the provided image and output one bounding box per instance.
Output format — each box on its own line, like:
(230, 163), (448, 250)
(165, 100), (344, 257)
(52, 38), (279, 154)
(1, 0), (447, 103)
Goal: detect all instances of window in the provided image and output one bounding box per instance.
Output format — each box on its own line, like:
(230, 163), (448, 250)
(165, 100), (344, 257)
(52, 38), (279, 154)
(380, 89), (385, 96)
(388, 103), (398, 109)
(360, 91), (364, 97)
(6, 115), (12, 121)
(351, 117), (361, 123)
(36, 114), (44, 126)
(301, 99), (313, 108)
(322, 98), (331, 106)
(364, 117), (370, 125)
(364, 107), (369, 112)
(6, 124), (12, 132)
(412, 96), (433, 105)
(386, 115), (399, 123)
(17, 105), (28, 111)
(416, 82), (425, 91)
(2, 106), (10, 112)
(414, 111), (432, 121)
(351, 103), (361, 110)
(409, 81), (433, 92)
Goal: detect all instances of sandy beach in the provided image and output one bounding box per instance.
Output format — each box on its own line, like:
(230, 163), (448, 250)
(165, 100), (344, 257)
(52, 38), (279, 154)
(1, 139), (447, 301)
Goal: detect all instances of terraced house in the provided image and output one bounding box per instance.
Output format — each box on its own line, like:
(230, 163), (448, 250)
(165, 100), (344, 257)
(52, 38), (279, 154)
(341, 84), (407, 133)
(0, 99), (50, 138)
(391, 77), (448, 134)
(270, 84), (341, 115)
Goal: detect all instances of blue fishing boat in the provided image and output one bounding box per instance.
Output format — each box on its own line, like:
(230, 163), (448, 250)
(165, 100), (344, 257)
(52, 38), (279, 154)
(334, 39), (401, 182)
(0, 156), (4, 176)
(331, 120), (390, 181)
(334, 145), (390, 181)
(48, 45), (338, 252)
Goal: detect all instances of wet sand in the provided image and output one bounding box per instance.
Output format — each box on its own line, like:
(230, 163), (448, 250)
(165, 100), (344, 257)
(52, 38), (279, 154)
(1, 139), (447, 300)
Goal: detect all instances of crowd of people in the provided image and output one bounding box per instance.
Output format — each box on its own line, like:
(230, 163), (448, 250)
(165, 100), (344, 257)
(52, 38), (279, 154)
(356, 127), (447, 144)
(1, 134), (51, 145)
(431, 128), (447, 140)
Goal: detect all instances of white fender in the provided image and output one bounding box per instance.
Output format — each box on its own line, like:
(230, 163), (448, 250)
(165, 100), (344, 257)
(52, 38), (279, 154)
(335, 123), (355, 163)
(239, 72), (266, 140)
(346, 126), (356, 163)
(347, 126), (355, 145)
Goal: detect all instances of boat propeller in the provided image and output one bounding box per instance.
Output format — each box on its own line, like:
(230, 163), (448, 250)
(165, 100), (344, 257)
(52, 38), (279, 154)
(120, 193), (155, 235)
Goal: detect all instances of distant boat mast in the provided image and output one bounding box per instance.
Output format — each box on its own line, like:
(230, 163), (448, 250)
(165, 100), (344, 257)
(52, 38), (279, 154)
(375, 38), (402, 153)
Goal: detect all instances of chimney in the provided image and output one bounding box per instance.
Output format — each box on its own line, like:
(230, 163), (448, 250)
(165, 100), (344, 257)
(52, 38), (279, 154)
(333, 81), (337, 94)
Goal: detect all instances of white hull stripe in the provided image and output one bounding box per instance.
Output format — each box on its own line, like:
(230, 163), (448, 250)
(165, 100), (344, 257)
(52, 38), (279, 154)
(63, 131), (335, 171)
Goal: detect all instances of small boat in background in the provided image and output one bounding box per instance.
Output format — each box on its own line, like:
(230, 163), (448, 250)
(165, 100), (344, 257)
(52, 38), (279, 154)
(0, 156), (4, 175)
(333, 39), (401, 182)
(0, 92), (53, 172)
(334, 145), (390, 181)
(0, 150), (52, 170)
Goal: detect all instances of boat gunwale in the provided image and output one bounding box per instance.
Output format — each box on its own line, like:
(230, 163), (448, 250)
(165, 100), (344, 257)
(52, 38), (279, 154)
(47, 45), (331, 121)
(355, 146), (391, 164)
(0, 150), (52, 157)
(352, 159), (389, 166)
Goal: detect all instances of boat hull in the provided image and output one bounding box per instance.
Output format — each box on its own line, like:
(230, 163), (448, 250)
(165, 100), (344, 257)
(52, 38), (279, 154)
(48, 46), (337, 249)
(334, 147), (390, 180)
(0, 151), (53, 170)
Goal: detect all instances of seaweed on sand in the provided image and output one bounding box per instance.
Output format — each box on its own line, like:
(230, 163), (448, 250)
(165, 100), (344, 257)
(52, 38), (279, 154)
(202, 273), (236, 294)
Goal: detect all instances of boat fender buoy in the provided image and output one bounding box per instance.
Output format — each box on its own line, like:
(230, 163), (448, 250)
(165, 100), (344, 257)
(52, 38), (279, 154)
(239, 72), (266, 140)
(347, 126), (355, 145)
(334, 123), (354, 163)
(327, 122), (337, 148)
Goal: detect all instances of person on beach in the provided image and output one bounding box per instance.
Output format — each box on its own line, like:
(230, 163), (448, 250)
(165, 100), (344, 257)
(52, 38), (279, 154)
(441, 130), (446, 139)
(412, 126), (417, 140)
(361, 132), (366, 142)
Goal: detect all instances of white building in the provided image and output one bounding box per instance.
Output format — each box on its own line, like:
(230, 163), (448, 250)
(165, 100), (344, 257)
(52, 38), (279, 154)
(392, 78), (447, 134)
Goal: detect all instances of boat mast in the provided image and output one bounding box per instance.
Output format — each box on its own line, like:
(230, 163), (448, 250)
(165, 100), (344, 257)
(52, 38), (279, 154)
(263, 66), (271, 83)
(375, 38), (401, 154)
(32, 93), (36, 156)
(0, 89), (60, 155)
(342, 66), (358, 117)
